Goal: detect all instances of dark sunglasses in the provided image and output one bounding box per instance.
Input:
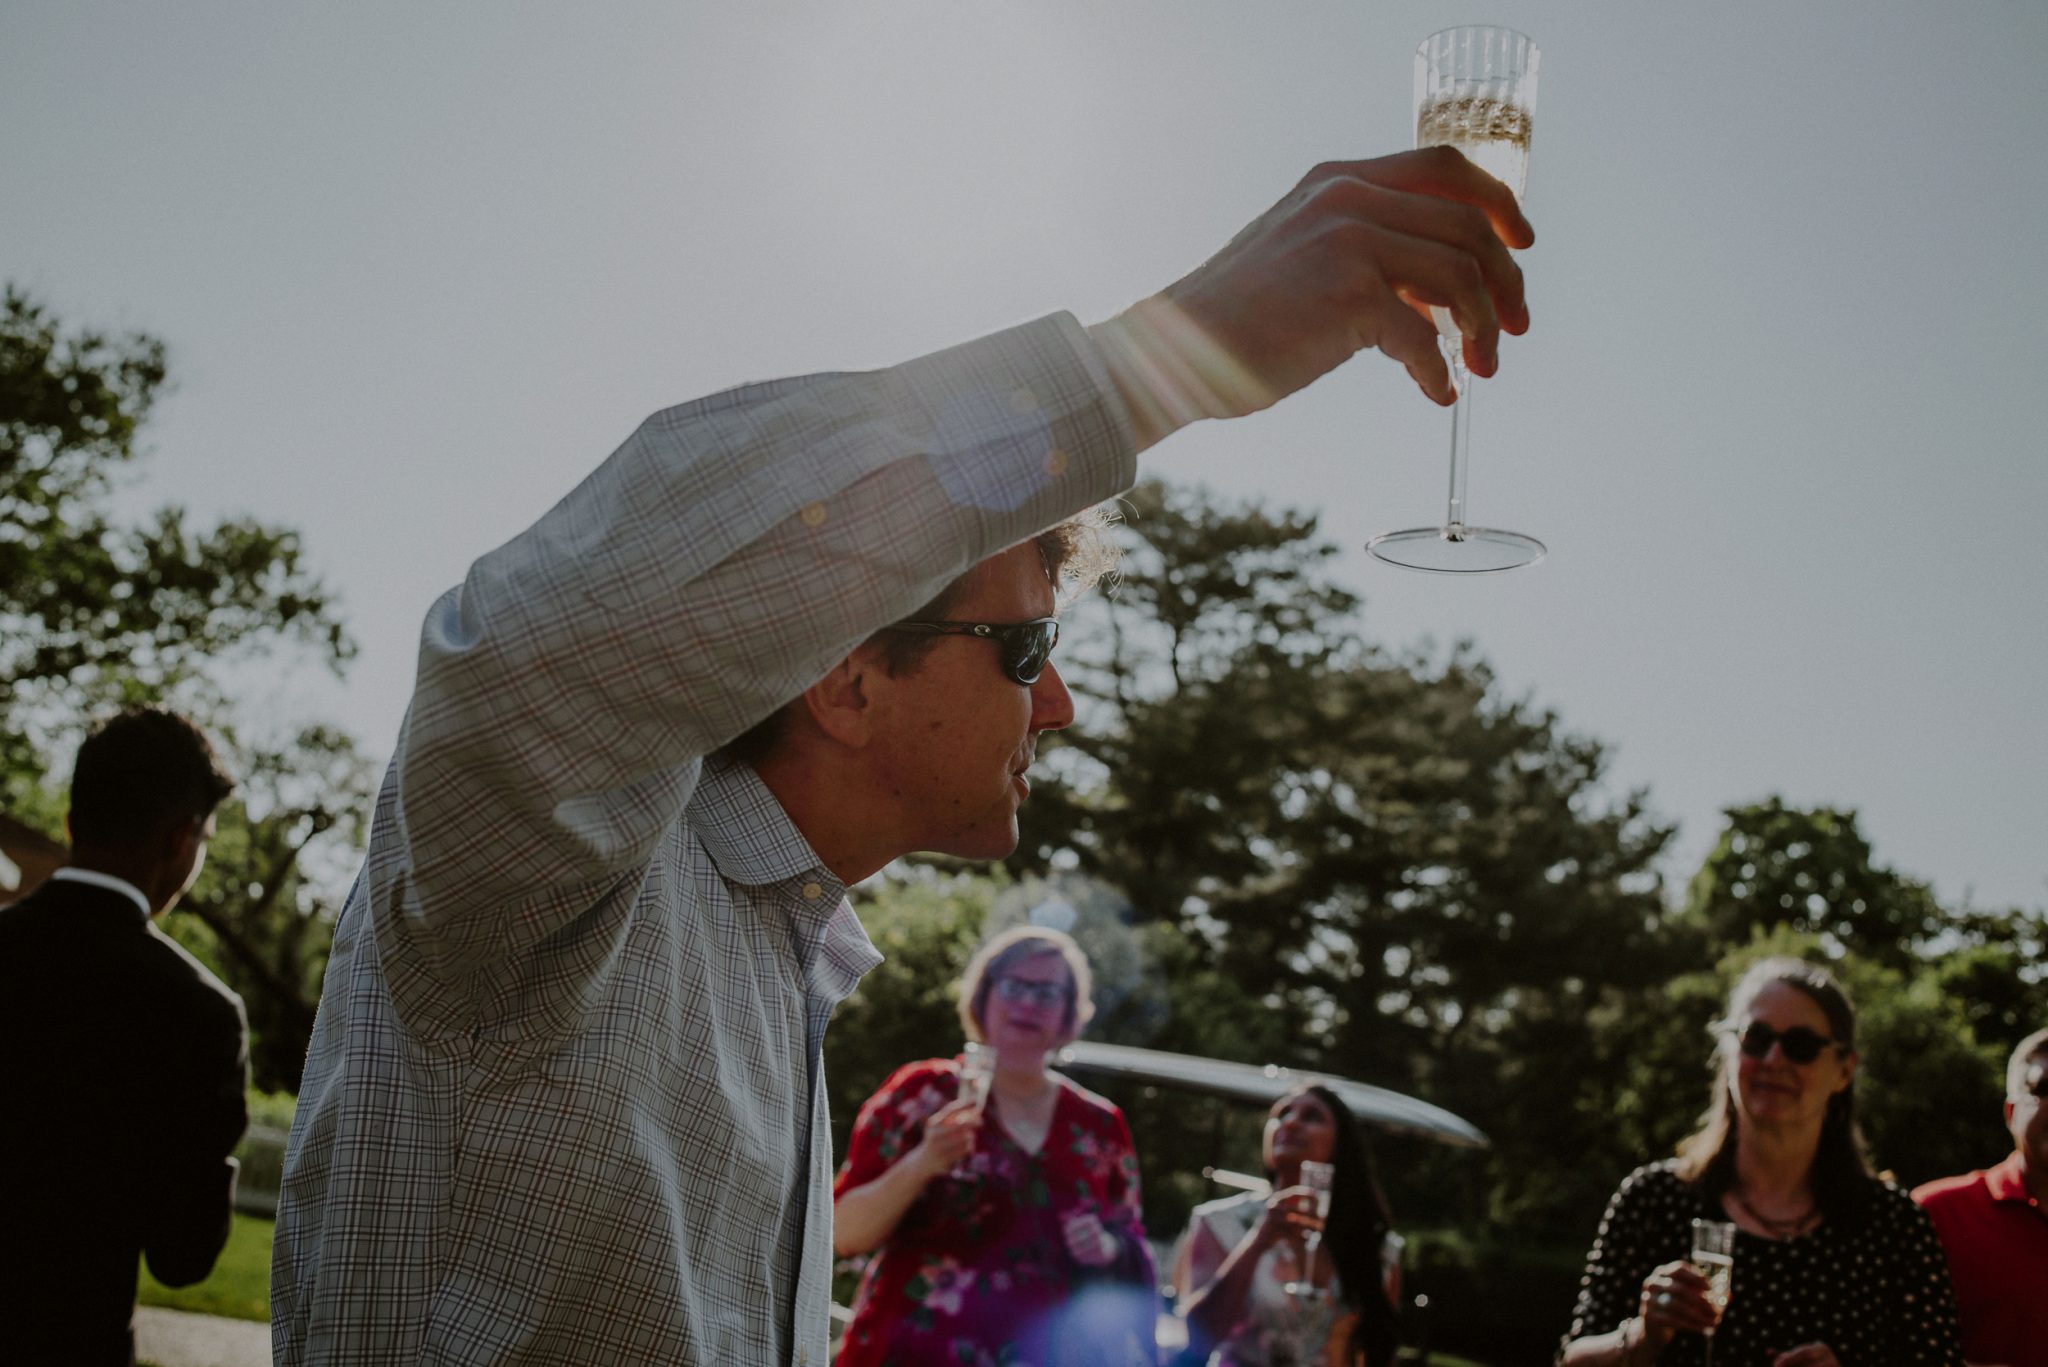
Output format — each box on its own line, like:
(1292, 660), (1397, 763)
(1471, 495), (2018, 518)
(1725, 1020), (1842, 1065)
(879, 617), (1060, 686)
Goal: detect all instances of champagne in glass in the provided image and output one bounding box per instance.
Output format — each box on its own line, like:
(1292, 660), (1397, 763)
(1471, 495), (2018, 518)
(1283, 1159), (1337, 1301)
(1690, 1218), (1737, 1365)
(950, 1043), (992, 1178)
(1299, 1159), (1335, 1260)
(1367, 26), (1545, 574)
(958, 1041), (993, 1113)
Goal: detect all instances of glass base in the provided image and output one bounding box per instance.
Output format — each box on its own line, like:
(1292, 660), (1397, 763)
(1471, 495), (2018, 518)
(1365, 523), (1546, 573)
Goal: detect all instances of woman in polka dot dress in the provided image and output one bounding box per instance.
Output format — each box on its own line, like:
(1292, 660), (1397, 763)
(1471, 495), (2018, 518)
(1559, 958), (1962, 1367)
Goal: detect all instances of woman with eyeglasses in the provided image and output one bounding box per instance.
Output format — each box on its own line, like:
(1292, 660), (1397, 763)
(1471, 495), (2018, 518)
(1170, 1084), (1402, 1367)
(832, 925), (1156, 1366)
(1560, 958), (1963, 1367)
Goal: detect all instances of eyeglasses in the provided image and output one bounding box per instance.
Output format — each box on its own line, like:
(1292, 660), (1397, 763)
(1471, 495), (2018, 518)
(992, 976), (1071, 1009)
(879, 617), (1060, 686)
(1724, 1020), (1842, 1065)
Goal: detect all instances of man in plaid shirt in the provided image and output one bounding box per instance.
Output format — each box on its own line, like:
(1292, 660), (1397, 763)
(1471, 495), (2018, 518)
(272, 149), (1532, 1365)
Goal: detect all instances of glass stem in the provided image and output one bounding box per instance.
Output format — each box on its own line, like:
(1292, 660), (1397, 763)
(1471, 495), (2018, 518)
(1445, 342), (1473, 537)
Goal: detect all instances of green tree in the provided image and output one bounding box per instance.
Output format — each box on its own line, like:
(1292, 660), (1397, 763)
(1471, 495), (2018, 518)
(1682, 799), (1945, 964)
(2, 285), (370, 1090)
(1011, 480), (1680, 1239)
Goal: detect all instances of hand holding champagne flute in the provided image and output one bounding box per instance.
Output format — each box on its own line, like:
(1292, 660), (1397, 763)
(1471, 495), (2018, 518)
(1281, 1159), (1336, 1300)
(1690, 1218), (1736, 1364)
(1368, 24), (1546, 574)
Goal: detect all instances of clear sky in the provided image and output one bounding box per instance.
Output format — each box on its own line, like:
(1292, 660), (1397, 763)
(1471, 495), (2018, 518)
(5, 1), (2043, 913)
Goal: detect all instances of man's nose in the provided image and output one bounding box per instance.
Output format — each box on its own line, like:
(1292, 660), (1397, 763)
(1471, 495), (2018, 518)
(1030, 660), (1075, 731)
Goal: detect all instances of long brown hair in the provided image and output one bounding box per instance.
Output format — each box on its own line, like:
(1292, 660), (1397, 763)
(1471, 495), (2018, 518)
(1266, 1084), (1400, 1367)
(1673, 957), (1876, 1222)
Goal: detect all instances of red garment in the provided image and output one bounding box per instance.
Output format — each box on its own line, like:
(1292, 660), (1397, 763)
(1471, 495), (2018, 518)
(833, 1057), (1156, 1367)
(1914, 1152), (2048, 1367)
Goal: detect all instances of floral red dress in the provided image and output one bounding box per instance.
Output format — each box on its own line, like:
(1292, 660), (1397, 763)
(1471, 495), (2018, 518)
(833, 1057), (1157, 1367)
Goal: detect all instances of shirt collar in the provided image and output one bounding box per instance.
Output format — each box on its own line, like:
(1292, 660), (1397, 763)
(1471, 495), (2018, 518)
(49, 867), (152, 919)
(1984, 1150), (2039, 1204)
(689, 755), (830, 887)
(687, 756), (883, 995)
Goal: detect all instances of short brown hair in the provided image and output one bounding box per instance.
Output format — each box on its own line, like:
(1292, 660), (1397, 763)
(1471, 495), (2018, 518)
(956, 924), (1095, 1044)
(719, 509), (1120, 764)
(871, 510), (1119, 677)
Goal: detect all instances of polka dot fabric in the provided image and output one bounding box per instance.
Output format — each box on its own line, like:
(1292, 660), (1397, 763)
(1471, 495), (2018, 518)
(1562, 1162), (1964, 1365)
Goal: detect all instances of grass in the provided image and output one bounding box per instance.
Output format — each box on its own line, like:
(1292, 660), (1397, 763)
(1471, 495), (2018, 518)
(137, 1212), (272, 1322)
(123, 1205), (1509, 1366)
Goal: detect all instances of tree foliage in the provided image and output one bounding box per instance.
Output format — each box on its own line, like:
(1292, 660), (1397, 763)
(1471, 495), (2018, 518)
(1009, 480), (1681, 1237)
(818, 479), (2042, 1361)
(1, 286), (370, 1090)
(1683, 798), (1945, 964)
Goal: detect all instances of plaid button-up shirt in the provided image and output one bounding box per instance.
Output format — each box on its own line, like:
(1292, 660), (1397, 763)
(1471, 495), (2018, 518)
(270, 313), (1136, 1365)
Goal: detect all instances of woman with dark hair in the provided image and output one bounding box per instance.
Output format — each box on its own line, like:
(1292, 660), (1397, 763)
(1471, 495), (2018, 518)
(1560, 957), (1963, 1366)
(832, 926), (1155, 1366)
(1172, 1084), (1401, 1366)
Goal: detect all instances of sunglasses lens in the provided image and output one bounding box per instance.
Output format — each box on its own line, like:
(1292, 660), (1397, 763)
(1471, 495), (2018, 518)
(1780, 1029), (1826, 1064)
(1006, 622), (1056, 684)
(1736, 1022), (1829, 1063)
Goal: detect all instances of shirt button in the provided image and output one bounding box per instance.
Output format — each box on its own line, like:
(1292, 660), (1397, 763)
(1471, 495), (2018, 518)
(1045, 447), (1070, 477)
(801, 881), (824, 901)
(799, 501), (828, 527)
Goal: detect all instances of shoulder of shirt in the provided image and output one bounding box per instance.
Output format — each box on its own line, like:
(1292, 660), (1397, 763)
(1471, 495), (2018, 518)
(1191, 1190), (1264, 1222)
(881, 1057), (959, 1091)
(1864, 1174), (1932, 1214)
(1911, 1167), (1992, 1206)
(1616, 1159), (1687, 1197)
(141, 921), (247, 1020)
(1053, 1069), (1124, 1118)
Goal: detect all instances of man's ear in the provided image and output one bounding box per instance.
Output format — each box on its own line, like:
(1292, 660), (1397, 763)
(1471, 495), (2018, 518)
(799, 647), (884, 748)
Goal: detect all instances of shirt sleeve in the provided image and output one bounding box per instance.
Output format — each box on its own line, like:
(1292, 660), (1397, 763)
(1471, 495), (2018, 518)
(1562, 1167), (1662, 1351)
(141, 983), (250, 1286)
(834, 1059), (961, 1197)
(389, 314), (1137, 978)
(1878, 1186), (1965, 1366)
(1105, 1098), (1155, 1295)
(1101, 1106), (1152, 1266)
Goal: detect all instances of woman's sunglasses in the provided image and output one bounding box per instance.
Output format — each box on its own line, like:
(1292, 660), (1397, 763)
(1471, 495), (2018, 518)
(879, 617), (1060, 686)
(1724, 1020), (1842, 1065)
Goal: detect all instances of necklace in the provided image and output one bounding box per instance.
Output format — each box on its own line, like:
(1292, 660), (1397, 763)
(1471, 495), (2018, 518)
(1729, 1188), (1818, 1238)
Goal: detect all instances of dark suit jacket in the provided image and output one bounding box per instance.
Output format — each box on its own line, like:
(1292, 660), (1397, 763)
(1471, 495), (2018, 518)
(0, 876), (249, 1367)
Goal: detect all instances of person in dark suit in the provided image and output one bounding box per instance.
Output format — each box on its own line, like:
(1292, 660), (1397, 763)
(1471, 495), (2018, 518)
(0, 706), (250, 1367)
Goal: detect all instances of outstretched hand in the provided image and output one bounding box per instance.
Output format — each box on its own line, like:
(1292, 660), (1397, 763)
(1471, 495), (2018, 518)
(1089, 148), (1533, 449)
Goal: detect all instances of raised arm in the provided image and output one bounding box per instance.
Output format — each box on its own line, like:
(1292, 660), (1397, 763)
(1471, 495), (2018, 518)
(395, 317), (1137, 974)
(393, 146), (1534, 979)
(832, 1062), (983, 1258)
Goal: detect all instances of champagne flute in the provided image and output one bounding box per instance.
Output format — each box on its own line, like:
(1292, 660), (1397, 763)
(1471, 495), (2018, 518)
(952, 1042), (993, 1176)
(1367, 25), (1544, 574)
(1282, 1159), (1336, 1300)
(1689, 1217), (1736, 1366)
(958, 1041), (993, 1112)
